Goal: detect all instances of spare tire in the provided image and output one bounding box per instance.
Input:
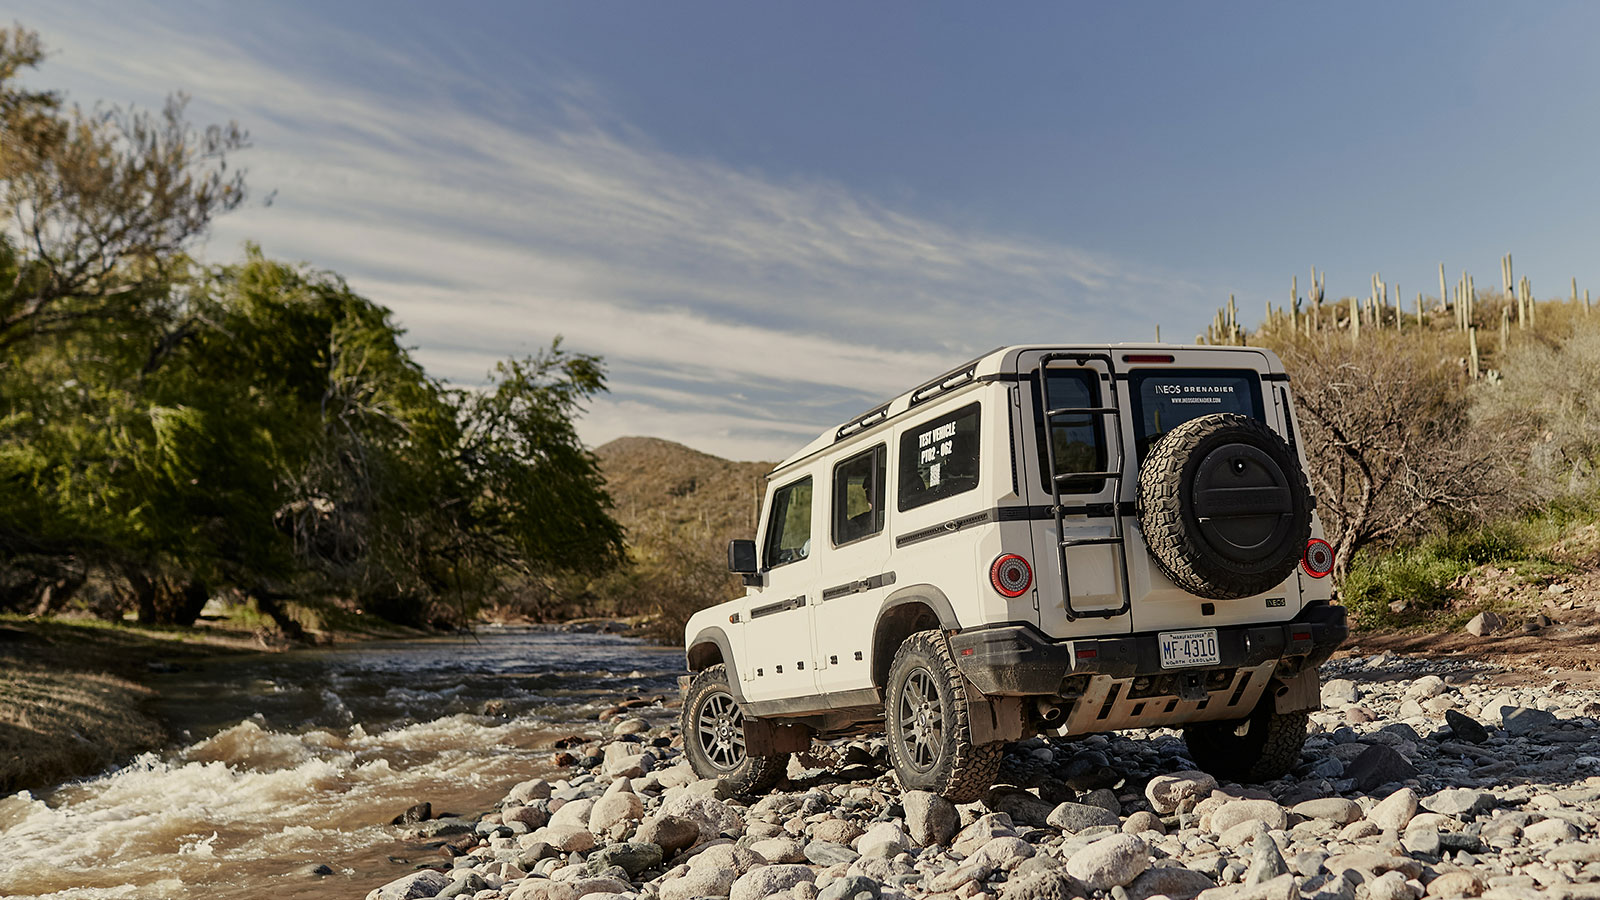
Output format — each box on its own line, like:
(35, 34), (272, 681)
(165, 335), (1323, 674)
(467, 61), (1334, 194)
(1137, 413), (1312, 600)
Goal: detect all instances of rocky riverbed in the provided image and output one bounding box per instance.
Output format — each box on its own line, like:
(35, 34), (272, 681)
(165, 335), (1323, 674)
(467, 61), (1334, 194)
(362, 651), (1600, 900)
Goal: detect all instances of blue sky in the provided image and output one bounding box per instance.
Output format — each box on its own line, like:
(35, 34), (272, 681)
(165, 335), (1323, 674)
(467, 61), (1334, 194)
(15, 1), (1600, 460)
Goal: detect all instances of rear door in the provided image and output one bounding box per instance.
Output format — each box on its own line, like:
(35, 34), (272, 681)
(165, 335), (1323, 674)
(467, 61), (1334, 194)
(1014, 350), (1135, 638)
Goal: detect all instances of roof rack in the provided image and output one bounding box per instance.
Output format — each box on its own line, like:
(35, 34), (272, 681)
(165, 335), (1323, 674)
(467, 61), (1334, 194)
(908, 346), (1002, 408)
(835, 403), (891, 441)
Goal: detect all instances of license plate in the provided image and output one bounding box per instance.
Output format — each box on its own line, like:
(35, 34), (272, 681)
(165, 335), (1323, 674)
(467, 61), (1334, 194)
(1159, 629), (1220, 669)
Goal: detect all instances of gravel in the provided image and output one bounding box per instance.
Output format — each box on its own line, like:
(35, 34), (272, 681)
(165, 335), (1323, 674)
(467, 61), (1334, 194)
(359, 651), (1600, 900)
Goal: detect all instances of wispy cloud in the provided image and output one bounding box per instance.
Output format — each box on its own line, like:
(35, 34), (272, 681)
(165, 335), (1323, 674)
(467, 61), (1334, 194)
(16, 0), (1208, 460)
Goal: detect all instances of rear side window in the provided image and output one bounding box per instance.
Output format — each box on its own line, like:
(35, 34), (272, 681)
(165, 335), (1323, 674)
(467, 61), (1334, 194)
(833, 444), (886, 545)
(762, 477), (813, 569)
(1130, 369), (1265, 459)
(898, 403), (981, 511)
(1033, 369), (1108, 494)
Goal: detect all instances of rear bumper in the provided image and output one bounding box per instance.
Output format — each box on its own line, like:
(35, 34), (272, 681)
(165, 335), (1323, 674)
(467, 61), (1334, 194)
(948, 602), (1347, 696)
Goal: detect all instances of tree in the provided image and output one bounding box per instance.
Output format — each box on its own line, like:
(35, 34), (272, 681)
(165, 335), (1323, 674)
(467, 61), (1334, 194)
(0, 25), (246, 353)
(1279, 335), (1520, 579)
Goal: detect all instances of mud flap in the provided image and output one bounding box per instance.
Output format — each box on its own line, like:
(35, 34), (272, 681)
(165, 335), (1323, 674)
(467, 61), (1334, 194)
(965, 682), (1027, 744)
(1272, 667), (1321, 714)
(743, 718), (813, 756)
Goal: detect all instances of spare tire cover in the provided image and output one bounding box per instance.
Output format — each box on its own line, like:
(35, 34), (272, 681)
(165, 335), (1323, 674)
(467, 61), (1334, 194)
(1137, 413), (1312, 600)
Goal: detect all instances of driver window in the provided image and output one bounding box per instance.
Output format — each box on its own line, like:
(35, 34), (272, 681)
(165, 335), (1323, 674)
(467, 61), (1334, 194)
(762, 477), (813, 569)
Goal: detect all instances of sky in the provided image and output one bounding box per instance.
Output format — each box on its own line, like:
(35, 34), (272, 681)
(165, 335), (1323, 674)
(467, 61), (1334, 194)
(13, 1), (1600, 461)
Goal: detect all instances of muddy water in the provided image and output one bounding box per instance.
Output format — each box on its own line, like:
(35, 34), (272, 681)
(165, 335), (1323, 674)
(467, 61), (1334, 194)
(0, 627), (681, 900)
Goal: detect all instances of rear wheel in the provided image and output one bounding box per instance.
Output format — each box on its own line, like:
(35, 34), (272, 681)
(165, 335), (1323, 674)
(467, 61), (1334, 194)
(681, 665), (787, 794)
(1183, 696), (1307, 783)
(884, 630), (1002, 803)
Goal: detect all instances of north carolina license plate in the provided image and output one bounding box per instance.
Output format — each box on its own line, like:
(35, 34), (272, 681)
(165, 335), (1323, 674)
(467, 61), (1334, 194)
(1159, 628), (1220, 668)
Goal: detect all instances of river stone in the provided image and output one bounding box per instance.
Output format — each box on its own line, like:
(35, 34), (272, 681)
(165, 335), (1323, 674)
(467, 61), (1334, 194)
(730, 864), (817, 900)
(549, 798), (594, 829)
(993, 789), (1057, 827)
(805, 840), (860, 866)
(437, 871), (489, 900)
(1210, 800), (1288, 835)
(752, 836), (807, 863)
(508, 778), (553, 803)
(1370, 789), (1420, 830)
(1293, 798), (1363, 825)
(1368, 871), (1418, 900)
(612, 716), (649, 736)
(690, 843), (768, 875)
(1404, 675), (1447, 700)
(657, 794), (744, 841)
(1524, 818), (1580, 843)
(1501, 707), (1556, 736)
(1444, 710), (1489, 744)
(971, 835), (1036, 870)
(366, 869), (452, 900)
(1421, 789), (1495, 817)
(1322, 679), (1360, 706)
(588, 841), (663, 877)
(1000, 869), (1088, 900)
(811, 819), (864, 846)
(509, 876), (631, 900)
(415, 817), (475, 838)
(1246, 835), (1289, 886)
(659, 866), (737, 900)
(506, 804), (549, 830)
(856, 822), (907, 858)
(1049, 801), (1121, 832)
(1066, 834), (1151, 890)
(589, 791), (644, 835)
(1546, 842), (1600, 862)
(1146, 771), (1219, 814)
(532, 824), (596, 852)
(903, 791), (959, 846)
(637, 814), (700, 855)
(1426, 871), (1485, 897)
(1127, 864), (1218, 900)
(819, 874), (881, 900)
(952, 813), (1018, 856)
(1195, 873), (1298, 900)
(1345, 744), (1419, 792)
(1123, 811), (1165, 835)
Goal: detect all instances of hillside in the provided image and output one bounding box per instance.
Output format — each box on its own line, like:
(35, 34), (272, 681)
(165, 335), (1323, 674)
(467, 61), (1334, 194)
(595, 437), (773, 543)
(582, 438), (774, 638)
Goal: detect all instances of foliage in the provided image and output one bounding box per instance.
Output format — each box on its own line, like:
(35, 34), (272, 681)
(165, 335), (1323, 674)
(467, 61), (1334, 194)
(0, 27), (625, 631)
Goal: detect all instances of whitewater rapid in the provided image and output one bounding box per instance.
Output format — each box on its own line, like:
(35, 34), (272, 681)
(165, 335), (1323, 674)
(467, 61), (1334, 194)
(0, 628), (680, 900)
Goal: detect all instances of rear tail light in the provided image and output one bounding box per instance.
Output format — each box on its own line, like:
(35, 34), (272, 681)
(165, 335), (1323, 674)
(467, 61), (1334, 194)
(1302, 539), (1334, 578)
(1122, 353), (1175, 364)
(990, 554), (1033, 597)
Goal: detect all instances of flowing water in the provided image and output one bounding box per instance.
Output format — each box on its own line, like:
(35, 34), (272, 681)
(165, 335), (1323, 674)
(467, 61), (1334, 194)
(0, 627), (682, 900)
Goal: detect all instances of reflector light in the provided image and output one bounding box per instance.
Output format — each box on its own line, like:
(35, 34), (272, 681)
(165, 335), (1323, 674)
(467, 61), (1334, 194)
(990, 554), (1033, 598)
(1302, 538), (1334, 578)
(1291, 629), (1313, 642)
(961, 647), (974, 656)
(1122, 354), (1176, 363)
(1076, 647), (1098, 658)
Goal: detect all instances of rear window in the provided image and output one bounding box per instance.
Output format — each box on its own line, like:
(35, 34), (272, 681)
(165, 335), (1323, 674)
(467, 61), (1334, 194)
(1130, 369), (1265, 459)
(1033, 369), (1108, 495)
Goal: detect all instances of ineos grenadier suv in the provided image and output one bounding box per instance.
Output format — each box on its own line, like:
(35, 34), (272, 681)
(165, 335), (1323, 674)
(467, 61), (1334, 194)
(680, 345), (1346, 801)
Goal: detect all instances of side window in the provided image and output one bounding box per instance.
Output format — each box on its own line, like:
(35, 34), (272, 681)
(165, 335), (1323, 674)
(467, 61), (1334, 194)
(898, 402), (981, 512)
(832, 444), (886, 546)
(762, 477), (813, 569)
(1033, 369), (1107, 494)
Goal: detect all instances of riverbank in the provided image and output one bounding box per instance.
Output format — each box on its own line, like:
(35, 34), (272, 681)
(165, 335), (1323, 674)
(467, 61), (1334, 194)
(359, 650), (1600, 900)
(0, 612), (423, 795)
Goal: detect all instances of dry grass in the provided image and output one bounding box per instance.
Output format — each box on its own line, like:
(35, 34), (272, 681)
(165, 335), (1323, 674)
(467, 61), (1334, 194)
(0, 660), (163, 794)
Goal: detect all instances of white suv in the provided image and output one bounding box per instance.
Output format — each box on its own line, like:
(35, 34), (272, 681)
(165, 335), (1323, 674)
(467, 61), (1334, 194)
(680, 345), (1346, 801)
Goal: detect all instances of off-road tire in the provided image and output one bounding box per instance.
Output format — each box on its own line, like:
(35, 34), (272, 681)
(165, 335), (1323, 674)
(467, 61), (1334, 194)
(1138, 413), (1313, 600)
(1183, 697), (1308, 783)
(884, 630), (1003, 803)
(681, 664), (787, 794)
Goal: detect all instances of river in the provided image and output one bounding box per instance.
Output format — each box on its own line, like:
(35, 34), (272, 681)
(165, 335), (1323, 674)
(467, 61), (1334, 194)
(0, 626), (682, 900)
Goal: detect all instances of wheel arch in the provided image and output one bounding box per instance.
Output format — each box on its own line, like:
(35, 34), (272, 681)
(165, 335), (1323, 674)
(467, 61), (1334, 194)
(871, 584), (961, 689)
(686, 627), (746, 702)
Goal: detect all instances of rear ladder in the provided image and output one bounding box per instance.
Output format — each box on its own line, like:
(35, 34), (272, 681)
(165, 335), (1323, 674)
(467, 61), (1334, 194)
(1036, 352), (1133, 621)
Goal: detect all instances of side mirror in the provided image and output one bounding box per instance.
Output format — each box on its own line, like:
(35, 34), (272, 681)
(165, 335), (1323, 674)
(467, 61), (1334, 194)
(727, 539), (758, 574)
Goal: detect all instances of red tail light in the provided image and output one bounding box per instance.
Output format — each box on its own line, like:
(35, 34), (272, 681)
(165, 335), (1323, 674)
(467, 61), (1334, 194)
(990, 554), (1033, 597)
(1302, 539), (1334, 578)
(1122, 354), (1175, 364)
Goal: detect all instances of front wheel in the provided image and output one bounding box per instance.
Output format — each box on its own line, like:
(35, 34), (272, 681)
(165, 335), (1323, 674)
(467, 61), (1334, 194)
(681, 664), (787, 794)
(1182, 695), (1307, 783)
(884, 630), (1002, 803)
